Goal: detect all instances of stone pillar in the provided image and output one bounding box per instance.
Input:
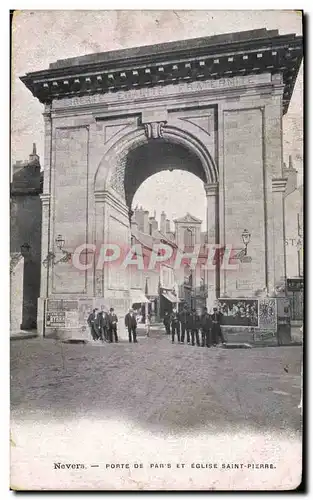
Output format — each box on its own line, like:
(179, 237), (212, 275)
(144, 302), (149, 322)
(37, 195), (50, 336)
(271, 178), (287, 292)
(37, 108), (53, 336)
(94, 193), (105, 298)
(204, 183), (219, 311)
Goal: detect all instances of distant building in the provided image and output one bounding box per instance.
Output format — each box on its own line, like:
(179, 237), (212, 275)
(283, 155), (303, 320)
(130, 207), (179, 321)
(131, 207), (208, 319)
(173, 213), (207, 311)
(10, 144), (43, 329)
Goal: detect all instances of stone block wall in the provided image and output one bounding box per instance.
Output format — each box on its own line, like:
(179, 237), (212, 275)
(10, 193), (42, 329)
(10, 254), (24, 332)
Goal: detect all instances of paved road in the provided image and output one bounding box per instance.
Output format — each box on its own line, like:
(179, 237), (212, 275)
(10, 336), (303, 490)
(11, 336), (302, 434)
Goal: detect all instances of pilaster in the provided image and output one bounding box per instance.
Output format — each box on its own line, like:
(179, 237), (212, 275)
(204, 182), (219, 310)
(271, 178), (288, 291)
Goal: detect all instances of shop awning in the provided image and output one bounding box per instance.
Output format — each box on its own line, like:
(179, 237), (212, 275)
(130, 289), (150, 304)
(162, 291), (178, 303)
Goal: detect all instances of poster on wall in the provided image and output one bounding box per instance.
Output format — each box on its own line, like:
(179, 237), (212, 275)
(216, 298), (259, 327)
(45, 311), (65, 327)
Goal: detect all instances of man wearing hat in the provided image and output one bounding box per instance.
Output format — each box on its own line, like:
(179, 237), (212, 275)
(125, 308), (137, 343)
(108, 307), (119, 343)
(179, 304), (190, 344)
(87, 308), (100, 341)
(190, 308), (201, 347)
(97, 305), (109, 342)
(200, 307), (213, 347)
(170, 307), (180, 344)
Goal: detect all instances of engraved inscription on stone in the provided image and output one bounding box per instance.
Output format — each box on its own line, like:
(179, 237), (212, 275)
(52, 74), (271, 109)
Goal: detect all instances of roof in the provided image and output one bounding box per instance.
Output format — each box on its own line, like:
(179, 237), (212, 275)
(132, 228), (177, 251)
(49, 28), (280, 69)
(10, 162), (42, 195)
(20, 28), (303, 114)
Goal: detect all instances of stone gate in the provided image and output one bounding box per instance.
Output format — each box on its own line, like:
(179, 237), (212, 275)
(21, 28), (303, 339)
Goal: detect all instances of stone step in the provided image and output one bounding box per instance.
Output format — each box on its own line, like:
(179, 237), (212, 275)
(223, 342), (253, 349)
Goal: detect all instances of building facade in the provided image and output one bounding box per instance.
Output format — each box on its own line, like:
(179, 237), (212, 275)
(10, 145), (42, 330)
(283, 156), (303, 320)
(20, 28), (303, 339)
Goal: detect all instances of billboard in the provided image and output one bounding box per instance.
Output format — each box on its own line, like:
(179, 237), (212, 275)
(216, 298), (259, 327)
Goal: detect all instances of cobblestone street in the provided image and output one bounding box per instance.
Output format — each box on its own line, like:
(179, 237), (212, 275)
(10, 335), (303, 490)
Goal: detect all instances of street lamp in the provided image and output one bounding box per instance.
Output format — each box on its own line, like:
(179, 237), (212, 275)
(20, 242), (30, 256)
(55, 234), (65, 250)
(241, 229), (251, 256)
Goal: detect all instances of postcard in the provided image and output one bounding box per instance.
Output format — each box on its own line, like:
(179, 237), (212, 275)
(10, 10), (303, 491)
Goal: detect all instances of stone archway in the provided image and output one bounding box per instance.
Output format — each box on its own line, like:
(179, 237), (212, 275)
(21, 29), (302, 338)
(94, 123), (218, 195)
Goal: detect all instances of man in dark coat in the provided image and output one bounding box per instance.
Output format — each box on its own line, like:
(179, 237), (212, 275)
(125, 309), (137, 343)
(108, 307), (119, 343)
(200, 307), (213, 347)
(211, 307), (226, 346)
(170, 308), (180, 344)
(189, 309), (200, 346)
(97, 305), (109, 342)
(163, 311), (171, 335)
(179, 305), (190, 344)
(87, 308), (100, 341)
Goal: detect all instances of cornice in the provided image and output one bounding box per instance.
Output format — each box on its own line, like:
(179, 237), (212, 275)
(204, 182), (219, 197)
(39, 193), (51, 205)
(272, 178), (288, 193)
(21, 30), (302, 115)
(94, 189), (129, 218)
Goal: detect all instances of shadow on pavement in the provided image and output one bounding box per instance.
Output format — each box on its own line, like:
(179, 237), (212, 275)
(10, 338), (303, 436)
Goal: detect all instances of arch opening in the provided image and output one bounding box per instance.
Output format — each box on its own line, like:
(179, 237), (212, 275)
(132, 170), (207, 232)
(124, 139), (207, 211)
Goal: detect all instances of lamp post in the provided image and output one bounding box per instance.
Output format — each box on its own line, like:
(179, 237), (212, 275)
(20, 242), (30, 256)
(55, 234), (65, 250)
(241, 229), (251, 256)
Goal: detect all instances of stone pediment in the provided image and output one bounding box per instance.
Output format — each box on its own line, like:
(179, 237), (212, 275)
(173, 213), (202, 224)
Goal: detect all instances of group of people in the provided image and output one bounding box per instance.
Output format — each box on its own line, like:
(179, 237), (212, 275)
(163, 305), (226, 348)
(87, 307), (140, 343)
(87, 306), (119, 343)
(87, 304), (226, 347)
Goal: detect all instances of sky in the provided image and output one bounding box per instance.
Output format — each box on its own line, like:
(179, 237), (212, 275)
(11, 10), (303, 228)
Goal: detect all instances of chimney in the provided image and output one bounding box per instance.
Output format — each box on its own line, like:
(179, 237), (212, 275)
(130, 214), (138, 233)
(143, 210), (150, 234)
(133, 207), (144, 232)
(29, 143), (40, 165)
(283, 155), (298, 197)
(166, 219), (171, 234)
(160, 211), (166, 233)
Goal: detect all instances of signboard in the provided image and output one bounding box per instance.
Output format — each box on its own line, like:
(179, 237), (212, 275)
(216, 298), (259, 327)
(65, 311), (79, 329)
(45, 299), (80, 329)
(287, 278), (304, 292)
(259, 298), (277, 331)
(45, 311), (66, 327)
